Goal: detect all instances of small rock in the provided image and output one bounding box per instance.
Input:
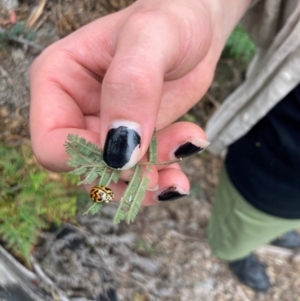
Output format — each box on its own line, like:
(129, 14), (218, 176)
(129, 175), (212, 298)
(0, 0), (18, 11)
(0, 106), (9, 118)
(11, 49), (25, 63)
(196, 278), (215, 291)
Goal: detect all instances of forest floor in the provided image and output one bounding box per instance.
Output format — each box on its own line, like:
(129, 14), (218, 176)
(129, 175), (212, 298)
(1, 1), (300, 301)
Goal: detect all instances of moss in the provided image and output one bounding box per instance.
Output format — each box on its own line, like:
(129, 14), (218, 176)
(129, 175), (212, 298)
(0, 141), (78, 264)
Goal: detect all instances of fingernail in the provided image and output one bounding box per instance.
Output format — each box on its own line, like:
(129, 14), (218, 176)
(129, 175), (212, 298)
(155, 186), (189, 202)
(103, 120), (142, 170)
(173, 138), (210, 159)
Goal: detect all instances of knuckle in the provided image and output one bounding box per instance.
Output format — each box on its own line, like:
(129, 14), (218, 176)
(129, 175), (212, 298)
(105, 67), (156, 103)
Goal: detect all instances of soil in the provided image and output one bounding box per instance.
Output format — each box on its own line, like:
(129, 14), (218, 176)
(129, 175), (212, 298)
(1, 1), (300, 301)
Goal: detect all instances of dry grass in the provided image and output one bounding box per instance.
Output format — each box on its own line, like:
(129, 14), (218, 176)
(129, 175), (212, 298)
(1, 1), (300, 300)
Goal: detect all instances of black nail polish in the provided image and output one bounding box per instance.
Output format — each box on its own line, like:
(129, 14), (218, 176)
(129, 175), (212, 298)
(157, 187), (188, 201)
(103, 126), (141, 169)
(174, 142), (203, 159)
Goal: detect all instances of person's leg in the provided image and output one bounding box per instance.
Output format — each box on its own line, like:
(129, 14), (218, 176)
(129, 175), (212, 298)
(207, 164), (300, 291)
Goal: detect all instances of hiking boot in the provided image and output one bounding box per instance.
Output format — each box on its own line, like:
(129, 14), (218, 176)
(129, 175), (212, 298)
(228, 254), (271, 292)
(271, 230), (300, 249)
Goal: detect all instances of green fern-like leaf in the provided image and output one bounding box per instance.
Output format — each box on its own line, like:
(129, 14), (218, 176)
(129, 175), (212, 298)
(98, 166), (110, 185)
(110, 169), (121, 184)
(65, 134), (108, 187)
(77, 166), (99, 185)
(83, 202), (103, 215)
(113, 165), (145, 224)
(126, 167), (150, 224)
(65, 130), (181, 224)
(64, 134), (104, 165)
(71, 166), (88, 176)
(98, 168), (121, 186)
(65, 135), (121, 216)
(148, 128), (157, 163)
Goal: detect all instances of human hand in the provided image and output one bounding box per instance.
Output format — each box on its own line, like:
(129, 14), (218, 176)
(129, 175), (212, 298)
(30, 0), (251, 205)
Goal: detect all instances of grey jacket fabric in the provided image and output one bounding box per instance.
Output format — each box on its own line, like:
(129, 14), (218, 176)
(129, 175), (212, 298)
(206, 0), (300, 155)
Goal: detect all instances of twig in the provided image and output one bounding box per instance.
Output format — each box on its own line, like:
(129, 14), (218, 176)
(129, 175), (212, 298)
(9, 35), (44, 51)
(0, 66), (13, 84)
(168, 229), (204, 242)
(139, 157), (182, 166)
(257, 245), (294, 258)
(0, 246), (37, 282)
(62, 222), (155, 298)
(33, 14), (48, 32)
(83, 258), (153, 299)
(257, 245), (300, 262)
(0, 26), (44, 51)
(30, 256), (70, 301)
(205, 92), (220, 108)
(236, 285), (252, 301)
(26, 0), (47, 29)
(6, 184), (22, 193)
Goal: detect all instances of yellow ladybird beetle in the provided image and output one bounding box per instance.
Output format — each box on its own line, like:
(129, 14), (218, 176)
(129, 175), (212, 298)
(90, 185), (114, 203)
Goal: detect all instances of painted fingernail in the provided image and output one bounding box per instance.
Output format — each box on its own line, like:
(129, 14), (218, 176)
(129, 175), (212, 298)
(155, 186), (189, 202)
(103, 121), (142, 170)
(173, 138), (210, 159)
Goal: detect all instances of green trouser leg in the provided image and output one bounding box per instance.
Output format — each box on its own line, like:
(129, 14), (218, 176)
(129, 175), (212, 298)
(207, 164), (300, 261)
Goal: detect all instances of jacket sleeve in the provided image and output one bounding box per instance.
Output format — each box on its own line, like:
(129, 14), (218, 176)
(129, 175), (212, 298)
(206, 0), (300, 156)
(242, 0), (290, 49)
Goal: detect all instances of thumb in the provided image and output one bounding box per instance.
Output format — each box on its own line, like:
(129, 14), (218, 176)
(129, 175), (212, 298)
(100, 13), (182, 170)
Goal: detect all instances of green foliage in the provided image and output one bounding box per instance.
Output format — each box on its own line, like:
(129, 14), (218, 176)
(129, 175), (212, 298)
(0, 142), (77, 264)
(136, 239), (156, 256)
(65, 133), (179, 224)
(0, 22), (36, 46)
(65, 134), (122, 216)
(9, 22), (36, 40)
(133, 293), (147, 301)
(113, 165), (150, 224)
(223, 24), (256, 63)
(147, 128), (157, 164)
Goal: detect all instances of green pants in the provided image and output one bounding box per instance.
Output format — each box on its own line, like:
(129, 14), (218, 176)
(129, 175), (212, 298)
(207, 165), (300, 261)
